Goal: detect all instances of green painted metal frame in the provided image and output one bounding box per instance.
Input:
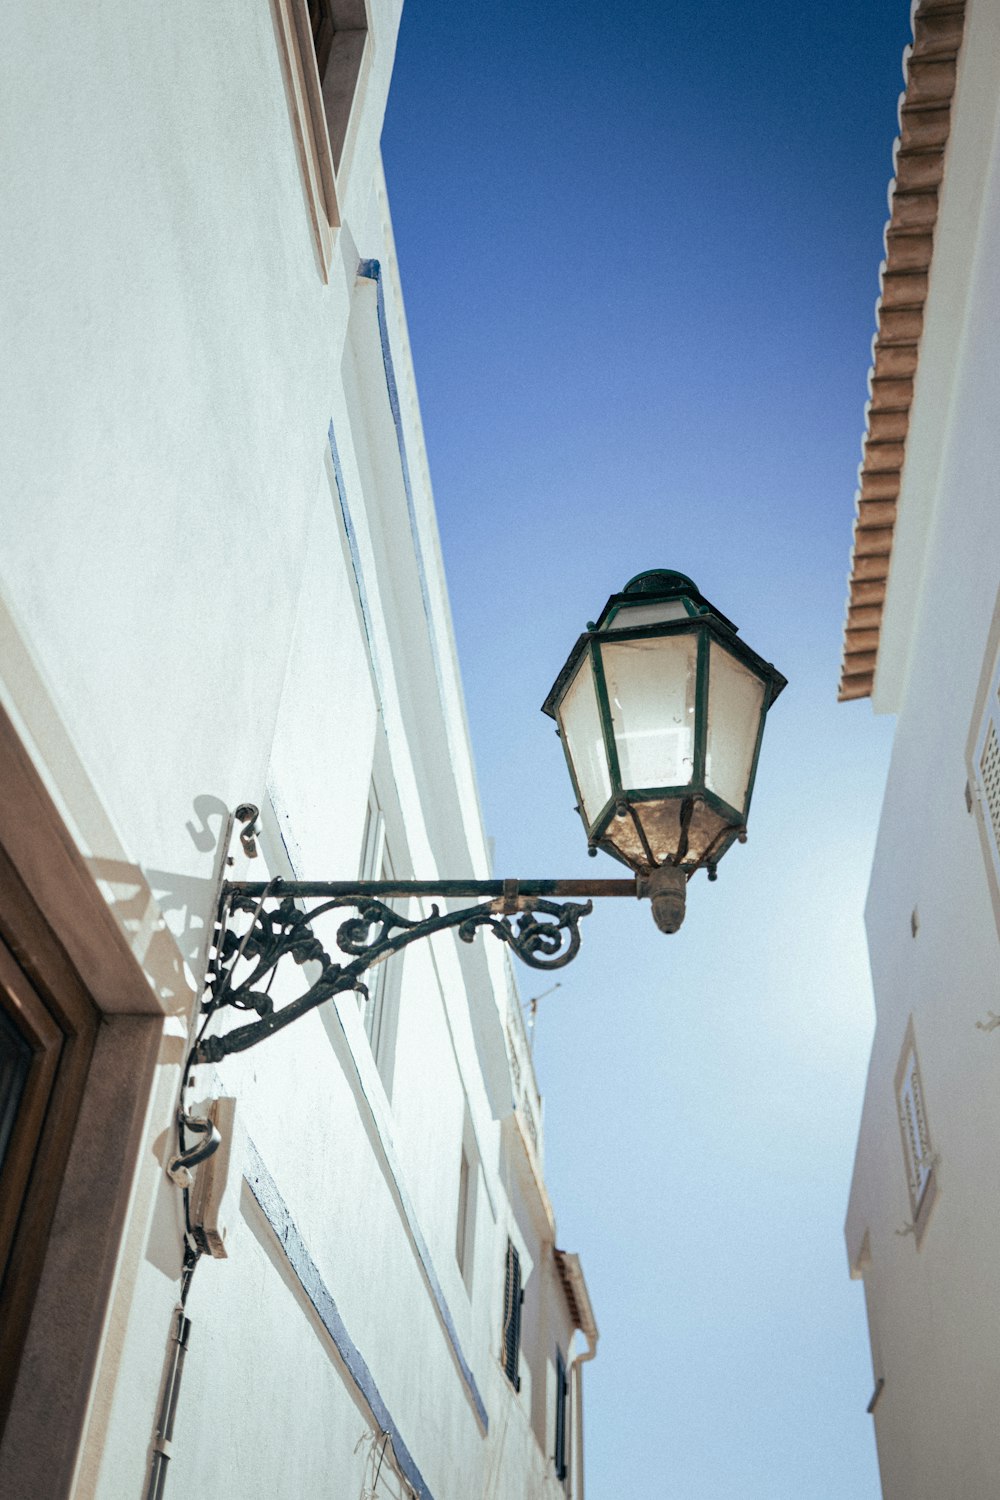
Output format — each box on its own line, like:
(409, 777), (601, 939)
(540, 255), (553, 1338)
(543, 574), (786, 874)
(194, 876), (638, 1064)
(195, 574), (786, 1064)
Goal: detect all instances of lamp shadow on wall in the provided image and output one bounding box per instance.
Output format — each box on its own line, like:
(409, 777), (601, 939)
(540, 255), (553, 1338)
(85, 792), (234, 1013)
(103, 795), (233, 1282)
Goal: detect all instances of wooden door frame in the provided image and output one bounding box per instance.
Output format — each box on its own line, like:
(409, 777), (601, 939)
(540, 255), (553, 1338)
(0, 702), (168, 1498)
(0, 856), (101, 1428)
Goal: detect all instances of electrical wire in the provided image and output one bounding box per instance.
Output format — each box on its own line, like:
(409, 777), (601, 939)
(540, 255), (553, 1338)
(372, 1432), (389, 1490)
(356, 1428), (413, 1500)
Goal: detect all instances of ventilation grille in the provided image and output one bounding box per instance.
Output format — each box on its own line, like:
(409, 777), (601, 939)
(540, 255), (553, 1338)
(980, 719), (1000, 846)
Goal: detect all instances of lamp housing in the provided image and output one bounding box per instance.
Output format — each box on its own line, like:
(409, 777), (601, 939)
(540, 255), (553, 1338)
(542, 570), (786, 880)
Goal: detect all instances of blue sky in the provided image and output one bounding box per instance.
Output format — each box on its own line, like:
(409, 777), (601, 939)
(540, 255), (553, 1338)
(383, 4), (908, 1493)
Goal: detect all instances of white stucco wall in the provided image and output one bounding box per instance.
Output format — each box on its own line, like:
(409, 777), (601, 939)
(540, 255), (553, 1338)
(0, 4), (591, 1497)
(845, 2), (1000, 1493)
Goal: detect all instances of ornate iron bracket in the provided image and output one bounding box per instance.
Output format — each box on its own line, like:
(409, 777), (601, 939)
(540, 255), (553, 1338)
(196, 878), (636, 1065)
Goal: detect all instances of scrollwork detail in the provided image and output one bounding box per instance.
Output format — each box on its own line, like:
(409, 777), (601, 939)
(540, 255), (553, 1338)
(456, 898), (591, 970)
(197, 883), (592, 1064)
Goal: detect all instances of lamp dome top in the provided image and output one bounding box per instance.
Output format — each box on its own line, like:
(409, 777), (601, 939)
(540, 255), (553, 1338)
(622, 570), (699, 597)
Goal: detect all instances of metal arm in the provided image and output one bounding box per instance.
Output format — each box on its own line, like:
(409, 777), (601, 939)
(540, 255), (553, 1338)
(195, 877), (638, 1064)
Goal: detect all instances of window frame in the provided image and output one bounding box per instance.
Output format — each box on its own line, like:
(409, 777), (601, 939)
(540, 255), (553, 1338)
(894, 1022), (938, 1243)
(970, 624), (1000, 926)
(356, 784), (402, 1088)
(271, 0), (373, 277)
(454, 1122), (478, 1294)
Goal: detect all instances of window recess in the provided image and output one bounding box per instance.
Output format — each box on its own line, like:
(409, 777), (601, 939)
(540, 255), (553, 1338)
(273, 0), (372, 273)
(554, 1346), (568, 1481)
(307, 0), (370, 173)
(357, 785), (398, 1080)
(894, 1025), (938, 1242)
(456, 1148), (471, 1270)
(455, 1136), (477, 1292)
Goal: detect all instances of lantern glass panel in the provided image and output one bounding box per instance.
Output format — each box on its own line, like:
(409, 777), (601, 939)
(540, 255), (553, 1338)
(705, 641), (767, 815)
(605, 600), (689, 631)
(558, 649), (612, 825)
(600, 634), (697, 791)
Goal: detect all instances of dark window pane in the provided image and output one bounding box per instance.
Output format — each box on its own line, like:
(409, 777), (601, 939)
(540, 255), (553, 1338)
(308, 0), (335, 80)
(555, 1347), (568, 1479)
(0, 1007), (32, 1175)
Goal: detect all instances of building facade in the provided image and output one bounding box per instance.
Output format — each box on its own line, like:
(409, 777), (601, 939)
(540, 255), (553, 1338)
(840, 0), (1000, 1493)
(0, 4), (596, 1497)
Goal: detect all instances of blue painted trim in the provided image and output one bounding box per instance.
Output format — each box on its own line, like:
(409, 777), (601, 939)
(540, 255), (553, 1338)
(355, 259), (449, 717)
(244, 1134), (435, 1500)
(323, 997), (489, 1432)
(327, 418), (386, 713)
(297, 424), (490, 1434)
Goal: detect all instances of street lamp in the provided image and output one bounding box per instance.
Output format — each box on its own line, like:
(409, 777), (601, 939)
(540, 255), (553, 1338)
(194, 570), (785, 1064)
(543, 570), (786, 932)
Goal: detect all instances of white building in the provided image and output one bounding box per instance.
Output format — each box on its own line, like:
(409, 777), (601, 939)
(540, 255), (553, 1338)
(0, 4), (597, 1497)
(839, 0), (1000, 1493)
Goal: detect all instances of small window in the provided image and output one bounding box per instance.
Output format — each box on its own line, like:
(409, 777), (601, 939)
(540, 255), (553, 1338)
(456, 1148), (470, 1267)
(895, 1026), (937, 1239)
(272, 0), (371, 272)
(455, 1111), (478, 1292)
(357, 786), (397, 1080)
(455, 1143), (476, 1289)
(969, 629), (1000, 936)
(974, 657), (1000, 878)
(305, 0), (370, 176)
(501, 1239), (522, 1390)
(554, 1346), (569, 1481)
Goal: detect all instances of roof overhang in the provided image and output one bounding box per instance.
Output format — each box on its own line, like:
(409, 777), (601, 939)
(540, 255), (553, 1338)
(838, 0), (965, 702)
(553, 1248), (599, 1352)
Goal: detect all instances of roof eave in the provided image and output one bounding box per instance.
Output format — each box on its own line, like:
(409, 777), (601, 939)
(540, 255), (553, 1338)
(553, 1248), (599, 1350)
(838, 0), (966, 703)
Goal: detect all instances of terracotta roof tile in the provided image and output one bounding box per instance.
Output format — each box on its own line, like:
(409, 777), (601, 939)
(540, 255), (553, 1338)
(840, 677), (877, 701)
(893, 152), (946, 193)
(868, 377), (914, 410)
(871, 345), (918, 381)
(899, 108), (951, 150)
(854, 528), (895, 558)
(885, 230), (935, 270)
(855, 498), (898, 527)
(851, 585), (887, 609)
(838, 0), (966, 701)
(849, 580), (888, 607)
(845, 628), (883, 652)
(867, 408), (910, 441)
(879, 268), (930, 307)
(847, 604), (885, 629)
(888, 188), (940, 230)
(876, 305), (926, 342)
(853, 553), (893, 582)
(858, 471), (900, 502)
(863, 441), (906, 472)
(842, 648), (879, 675)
